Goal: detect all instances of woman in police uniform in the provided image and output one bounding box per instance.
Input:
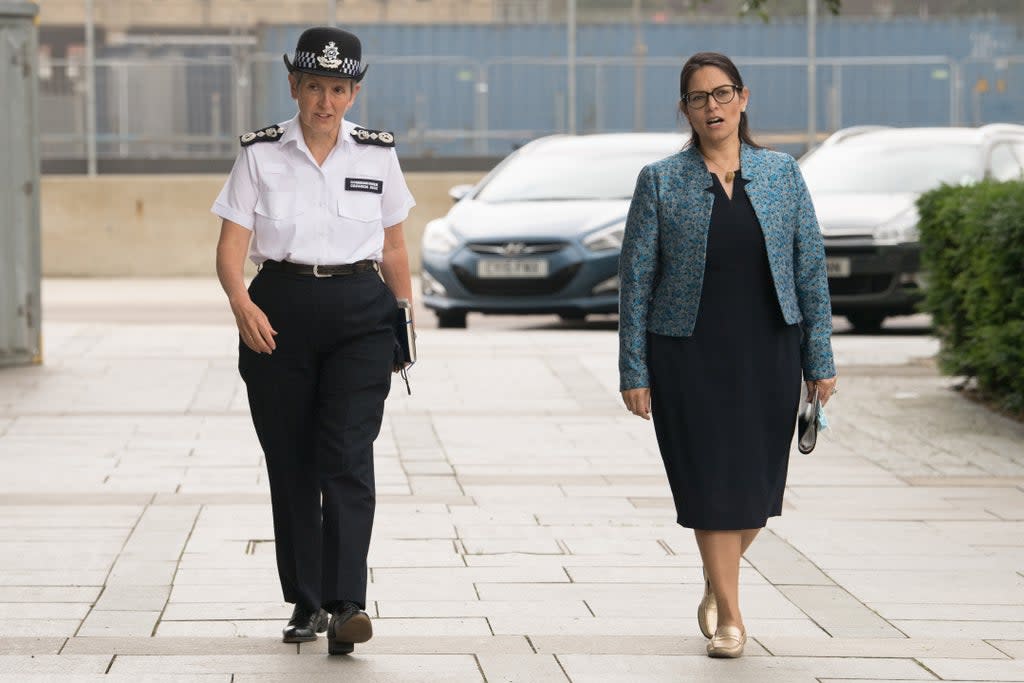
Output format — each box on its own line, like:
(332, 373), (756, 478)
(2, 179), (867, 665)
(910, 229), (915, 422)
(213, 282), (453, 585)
(212, 26), (415, 656)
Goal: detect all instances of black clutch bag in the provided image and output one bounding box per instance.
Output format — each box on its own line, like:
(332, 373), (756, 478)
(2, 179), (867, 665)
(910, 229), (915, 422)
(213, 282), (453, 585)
(393, 300), (416, 394)
(797, 391), (820, 454)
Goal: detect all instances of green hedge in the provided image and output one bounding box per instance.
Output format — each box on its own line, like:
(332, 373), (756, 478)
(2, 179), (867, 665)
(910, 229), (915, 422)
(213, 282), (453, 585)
(917, 179), (1024, 414)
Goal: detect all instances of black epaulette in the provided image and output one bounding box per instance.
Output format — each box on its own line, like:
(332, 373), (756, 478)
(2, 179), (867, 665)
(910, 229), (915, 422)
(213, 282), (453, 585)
(240, 125), (285, 147)
(351, 127), (396, 148)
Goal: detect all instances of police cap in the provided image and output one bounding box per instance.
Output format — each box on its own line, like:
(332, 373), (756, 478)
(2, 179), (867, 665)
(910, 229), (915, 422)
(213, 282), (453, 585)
(283, 26), (368, 82)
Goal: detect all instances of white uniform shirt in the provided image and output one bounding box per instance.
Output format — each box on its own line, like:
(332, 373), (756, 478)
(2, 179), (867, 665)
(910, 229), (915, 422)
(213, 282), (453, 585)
(212, 115), (416, 266)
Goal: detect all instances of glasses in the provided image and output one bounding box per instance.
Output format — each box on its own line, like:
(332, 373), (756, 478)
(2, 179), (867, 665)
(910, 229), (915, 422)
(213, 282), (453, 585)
(682, 84), (741, 110)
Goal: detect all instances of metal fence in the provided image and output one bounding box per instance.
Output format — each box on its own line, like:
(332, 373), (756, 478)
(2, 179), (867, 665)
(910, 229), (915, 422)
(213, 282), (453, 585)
(38, 52), (1024, 165)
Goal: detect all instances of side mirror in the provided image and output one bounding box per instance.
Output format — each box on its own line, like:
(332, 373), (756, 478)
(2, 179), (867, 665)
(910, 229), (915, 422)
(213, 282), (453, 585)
(448, 184), (474, 202)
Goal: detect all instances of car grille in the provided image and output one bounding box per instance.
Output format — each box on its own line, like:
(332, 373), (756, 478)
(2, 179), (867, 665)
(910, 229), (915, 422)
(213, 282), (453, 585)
(467, 242), (566, 256)
(453, 263), (582, 296)
(828, 274), (893, 296)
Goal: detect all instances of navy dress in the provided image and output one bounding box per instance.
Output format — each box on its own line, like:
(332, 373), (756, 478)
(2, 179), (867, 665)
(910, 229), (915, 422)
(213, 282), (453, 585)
(648, 172), (802, 530)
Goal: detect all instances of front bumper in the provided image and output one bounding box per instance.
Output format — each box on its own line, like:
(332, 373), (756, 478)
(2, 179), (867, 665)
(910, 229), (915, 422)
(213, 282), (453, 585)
(824, 240), (923, 316)
(421, 244), (620, 317)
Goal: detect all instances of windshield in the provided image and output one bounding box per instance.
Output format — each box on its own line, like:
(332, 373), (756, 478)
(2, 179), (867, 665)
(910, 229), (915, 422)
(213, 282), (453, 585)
(475, 150), (669, 202)
(801, 141), (983, 194)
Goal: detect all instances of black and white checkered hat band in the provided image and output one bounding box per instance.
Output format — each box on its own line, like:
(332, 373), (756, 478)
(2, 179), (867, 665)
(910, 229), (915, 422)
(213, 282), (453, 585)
(293, 50), (362, 77)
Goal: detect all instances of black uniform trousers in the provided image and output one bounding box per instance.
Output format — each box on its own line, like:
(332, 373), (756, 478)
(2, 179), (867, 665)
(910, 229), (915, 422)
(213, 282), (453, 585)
(239, 267), (395, 612)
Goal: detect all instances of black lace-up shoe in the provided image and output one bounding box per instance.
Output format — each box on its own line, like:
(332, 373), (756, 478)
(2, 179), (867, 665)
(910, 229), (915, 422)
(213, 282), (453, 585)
(282, 605), (329, 643)
(327, 601), (373, 655)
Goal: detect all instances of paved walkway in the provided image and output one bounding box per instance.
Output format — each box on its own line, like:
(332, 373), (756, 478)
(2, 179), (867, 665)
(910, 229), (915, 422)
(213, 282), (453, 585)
(1, 280), (1023, 682)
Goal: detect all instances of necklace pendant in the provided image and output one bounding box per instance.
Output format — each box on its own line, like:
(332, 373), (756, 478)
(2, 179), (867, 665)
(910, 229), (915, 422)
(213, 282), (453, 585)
(725, 170), (735, 183)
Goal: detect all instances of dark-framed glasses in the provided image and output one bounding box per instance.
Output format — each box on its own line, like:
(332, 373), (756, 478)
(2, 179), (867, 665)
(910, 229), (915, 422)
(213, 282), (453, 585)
(682, 84), (741, 110)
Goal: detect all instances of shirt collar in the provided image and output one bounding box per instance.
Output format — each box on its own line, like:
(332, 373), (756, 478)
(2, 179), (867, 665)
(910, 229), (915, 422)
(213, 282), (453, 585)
(279, 113), (354, 163)
(340, 118), (358, 146)
(279, 113), (303, 148)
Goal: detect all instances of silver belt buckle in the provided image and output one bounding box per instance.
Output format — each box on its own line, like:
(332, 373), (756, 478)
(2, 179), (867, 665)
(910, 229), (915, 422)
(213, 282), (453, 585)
(312, 264), (331, 278)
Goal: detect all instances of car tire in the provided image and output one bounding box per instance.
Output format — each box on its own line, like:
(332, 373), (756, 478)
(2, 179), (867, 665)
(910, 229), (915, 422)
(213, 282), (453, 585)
(846, 312), (886, 333)
(437, 311), (467, 329)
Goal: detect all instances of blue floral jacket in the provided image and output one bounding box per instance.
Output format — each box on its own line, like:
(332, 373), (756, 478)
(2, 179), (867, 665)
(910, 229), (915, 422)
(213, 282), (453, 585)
(618, 143), (836, 391)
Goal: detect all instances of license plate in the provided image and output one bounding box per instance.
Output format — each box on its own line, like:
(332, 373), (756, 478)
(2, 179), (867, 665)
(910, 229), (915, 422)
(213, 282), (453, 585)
(826, 257), (851, 278)
(477, 259), (549, 279)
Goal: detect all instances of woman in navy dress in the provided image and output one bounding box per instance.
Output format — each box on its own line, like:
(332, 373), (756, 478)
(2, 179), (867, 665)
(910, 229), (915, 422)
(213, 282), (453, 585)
(618, 52), (838, 658)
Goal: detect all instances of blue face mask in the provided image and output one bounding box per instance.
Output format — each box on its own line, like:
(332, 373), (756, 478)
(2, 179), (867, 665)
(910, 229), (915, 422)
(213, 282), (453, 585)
(817, 403), (829, 431)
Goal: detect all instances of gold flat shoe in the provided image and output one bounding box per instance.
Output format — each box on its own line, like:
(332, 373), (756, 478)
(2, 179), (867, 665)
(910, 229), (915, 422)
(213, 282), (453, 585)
(707, 624), (746, 658)
(697, 567), (718, 639)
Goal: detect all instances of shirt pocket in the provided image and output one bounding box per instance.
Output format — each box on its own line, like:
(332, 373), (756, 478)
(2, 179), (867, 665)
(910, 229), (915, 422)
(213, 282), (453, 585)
(255, 191), (304, 220)
(338, 192), (383, 224)
(255, 164), (303, 220)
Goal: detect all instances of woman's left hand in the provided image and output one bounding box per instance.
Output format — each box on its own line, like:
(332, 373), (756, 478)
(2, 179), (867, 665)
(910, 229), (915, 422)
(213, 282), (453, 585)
(805, 376), (838, 407)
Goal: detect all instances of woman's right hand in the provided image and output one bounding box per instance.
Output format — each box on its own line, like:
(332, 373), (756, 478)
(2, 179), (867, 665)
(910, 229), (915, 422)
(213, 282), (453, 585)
(621, 388), (652, 420)
(230, 297), (277, 354)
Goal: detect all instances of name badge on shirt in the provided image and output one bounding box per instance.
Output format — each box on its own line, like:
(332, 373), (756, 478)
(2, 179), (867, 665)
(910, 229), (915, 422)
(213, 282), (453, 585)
(345, 177), (383, 194)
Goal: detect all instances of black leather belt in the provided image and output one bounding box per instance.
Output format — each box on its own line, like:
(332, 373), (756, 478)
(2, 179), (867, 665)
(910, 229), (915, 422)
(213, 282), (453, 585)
(260, 259), (379, 278)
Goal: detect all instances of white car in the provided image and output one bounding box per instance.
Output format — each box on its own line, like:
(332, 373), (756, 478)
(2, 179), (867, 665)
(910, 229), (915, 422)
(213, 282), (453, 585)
(799, 124), (1024, 332)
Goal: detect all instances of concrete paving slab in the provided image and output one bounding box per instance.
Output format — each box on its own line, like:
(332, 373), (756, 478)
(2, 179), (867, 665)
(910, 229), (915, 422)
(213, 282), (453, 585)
(0, 655), (112, 674)
(0, 637), (66, 654)
(815, 680), (936, 683)
(893, 620), (1024, 640)
(920, 658), (1024, 681)
(0, 602), (89, 624)
(0, 677), (228, 683)
(297, 635), (533, 655)
(93, 585), (170, 611)
(77, 610), (160, 637)
(61, 636), (297, 655)
(563, 565), (766, 584)
(488, 615), (823, 638)
(0, 619), (81, 637)
(161, 603), (291, 621)
(154, 620), (287, 638)
(778, 585), (903, 637)
(477, 653), (569, 682)
(531, 635), (718, 655)
(556, 654), (819, 683)
(374, 600), (592, 618)
(109, 653), (481, 675)
(758, 636), (1007, 658)
(869, 604), (1024, 621)
(584, 592), (811, 621)
(233, 675), (477, 683)
(991, 641), (1024, 659)
(463, 554), (698, 567)
(371, 566), (571, 584)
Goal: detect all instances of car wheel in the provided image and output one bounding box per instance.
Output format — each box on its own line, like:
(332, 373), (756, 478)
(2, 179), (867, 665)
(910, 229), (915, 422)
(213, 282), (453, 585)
(437, 311), (467, 329)
(846, 312), (886, 333)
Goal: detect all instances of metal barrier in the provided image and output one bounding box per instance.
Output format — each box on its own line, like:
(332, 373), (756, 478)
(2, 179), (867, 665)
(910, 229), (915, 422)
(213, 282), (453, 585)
(38, 53), (1023, 165)
(1, 2), (42, 367)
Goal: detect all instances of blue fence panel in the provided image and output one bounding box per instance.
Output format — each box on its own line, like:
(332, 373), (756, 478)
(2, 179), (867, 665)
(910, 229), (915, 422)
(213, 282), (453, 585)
(264, 18), (1023, 62)
(255, 19), (1024, 157)
(960, 59), (1024, 125)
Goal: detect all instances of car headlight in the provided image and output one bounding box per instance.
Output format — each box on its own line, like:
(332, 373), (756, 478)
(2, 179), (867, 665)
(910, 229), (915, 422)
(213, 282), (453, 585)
(422, 219), (459, 254)
(873, 209), (919, 245)
(583, 223), (625, 252)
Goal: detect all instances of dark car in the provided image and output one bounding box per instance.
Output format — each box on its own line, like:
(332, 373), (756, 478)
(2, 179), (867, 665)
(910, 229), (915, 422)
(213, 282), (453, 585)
(800, 124), (1024, 332)
(420, 133), (685, 328)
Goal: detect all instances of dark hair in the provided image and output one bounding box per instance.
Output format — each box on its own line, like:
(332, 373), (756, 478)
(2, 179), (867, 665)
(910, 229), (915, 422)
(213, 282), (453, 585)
(679, 52), (762, 151)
